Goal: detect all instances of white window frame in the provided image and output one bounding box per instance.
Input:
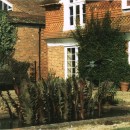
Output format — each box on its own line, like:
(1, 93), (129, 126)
(128, 41), (130, 64)
(63, 0), (86, 31)
(122, 0), (130, 10)
(65, 46), (78, 79)
(0, 0), (13, 11)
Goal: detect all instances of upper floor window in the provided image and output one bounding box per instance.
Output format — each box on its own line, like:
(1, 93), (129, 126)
(0, 0), (12, 11)
(122, 0), (130, 10)
(69, 1), (85, 26)
(63, 0), (86, 31)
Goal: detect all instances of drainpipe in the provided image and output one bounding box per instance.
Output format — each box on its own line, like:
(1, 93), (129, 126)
(38, 27), (41, 80)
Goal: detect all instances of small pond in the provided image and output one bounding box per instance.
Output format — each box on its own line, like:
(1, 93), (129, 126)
(0, 106), (130, 129)
(0, 118), (28, 129)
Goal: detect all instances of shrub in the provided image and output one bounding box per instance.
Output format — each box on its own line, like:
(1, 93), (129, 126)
(72, 11), (128, 84)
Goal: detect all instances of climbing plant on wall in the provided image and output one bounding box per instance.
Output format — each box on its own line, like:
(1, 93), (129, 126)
(0, 11), (16, 63)
(72, 11), (129, 84)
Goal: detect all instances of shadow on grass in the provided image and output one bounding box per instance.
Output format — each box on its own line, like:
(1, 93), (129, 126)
(101, 106), (130, 118)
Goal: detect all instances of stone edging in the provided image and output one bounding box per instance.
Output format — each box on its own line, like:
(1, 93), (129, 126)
(13, 115), (130, 130)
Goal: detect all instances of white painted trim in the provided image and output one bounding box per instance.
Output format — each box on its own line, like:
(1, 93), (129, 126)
(122, 0), (130, 10)
(63, 0), (85, 31)
(64, 47), (68, 79)
(1, 0), (13, 11)
(46, 38), (79, 79)
(47, 43), (77, 47)
(128, 41), (130, 64)
(1, 0), (13, 7)
(46, 38), (78, 47)
(64, 46), (78, 79)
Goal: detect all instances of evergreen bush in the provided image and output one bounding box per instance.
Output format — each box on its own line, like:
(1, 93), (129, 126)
(72, 11), (129, 84)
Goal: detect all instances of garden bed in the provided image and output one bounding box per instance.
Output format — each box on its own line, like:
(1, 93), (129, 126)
(0, 90), (130, 129)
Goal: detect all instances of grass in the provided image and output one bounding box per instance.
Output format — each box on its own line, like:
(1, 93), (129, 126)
(115, 127), (130, 130)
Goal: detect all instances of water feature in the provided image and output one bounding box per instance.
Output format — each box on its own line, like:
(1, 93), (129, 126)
(0, 118), (27, 129)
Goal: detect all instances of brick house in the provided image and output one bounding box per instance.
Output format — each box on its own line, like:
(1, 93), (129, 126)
(1, 0), (130, 80)
(0, 0), (45, 80)
(41, 0), (130, 79)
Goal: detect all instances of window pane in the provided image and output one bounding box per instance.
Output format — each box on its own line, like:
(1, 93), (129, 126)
(72, 67), (75, 73)
(83, 14), (86, 23)
(67, 61), (72, 68)
(83, 4), (85, 13)
(72, 48), (75, 54)
(70, 6), (73, 15)
(67, 48), (71, 55)
(72, 55), (75, 61)
(0, 1), (2, 10)
(4, 3), (7, 10)
(72, 61), (75, 67)
(83, 4), (86, 23)
(76, 5), (80, 25)
(76, 5), (80, 15)
(67, 48), (77, 78)
(67, 54), (72, 61)
(70, 6), (74, 25)
(68, 68), (72, 77)
(70, 0), (73, 3)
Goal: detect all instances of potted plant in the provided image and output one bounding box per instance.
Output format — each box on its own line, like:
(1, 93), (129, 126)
(118, 63), (130, 91)
(120, 82), (129, 91)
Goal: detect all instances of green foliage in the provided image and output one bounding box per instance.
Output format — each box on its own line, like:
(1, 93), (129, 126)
(72, 11), (129, 83)
(15, 75), (115, 125)
(0, 11), (16, 63)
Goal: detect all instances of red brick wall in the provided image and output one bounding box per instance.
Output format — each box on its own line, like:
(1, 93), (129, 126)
(43, 4), (64, 39)
(41, 37), (48, 79)
(13, 26), (40, 79)
(48, 46), (64, 78)
(41, 4), (64, 78)
(41, 1), (126, 79)
(86, 1), (122, 19)
(11, 6), (45, 80)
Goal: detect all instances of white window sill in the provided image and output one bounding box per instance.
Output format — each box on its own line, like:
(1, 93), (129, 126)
(63, 24), (85, 31)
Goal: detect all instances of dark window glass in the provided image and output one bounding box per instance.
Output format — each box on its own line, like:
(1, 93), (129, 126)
(0, 1), (2, 10)
(4, 3), (7, 10)
(72, 48), (75, 54)
(76, 5), (80, 25)
(70, 6), (73, 25)
(83, 4), (86, 23)
(70, 0), (73, 3)
(70, 6), (73, 15)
